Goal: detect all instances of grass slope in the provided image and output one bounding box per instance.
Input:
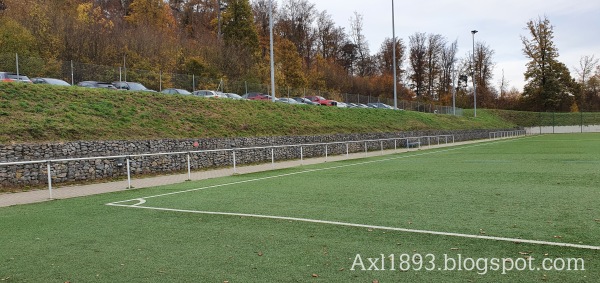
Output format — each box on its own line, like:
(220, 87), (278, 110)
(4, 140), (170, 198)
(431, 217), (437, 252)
(0, 134), (598, 282)
(0, 83), (515, 143)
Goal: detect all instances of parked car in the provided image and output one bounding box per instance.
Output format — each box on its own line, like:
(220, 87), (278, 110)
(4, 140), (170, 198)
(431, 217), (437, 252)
(367, 102), (394, 109)
(0, 72), (32, 83)
(161, 88), (191, 95)
(356, 103), (370, 108)
(305, 96), (337, 106)
(223, 93), (244, 100)
(276, 98), (300, 104)
(192, 90), (223, 98)
(291, 97), (320, 105)
(336, 101), (348, 108)
(32, 77), (71, 86)
(242, 92), (271, 100)
(112, 81), (156, 92)
(77, 81), (117, 90)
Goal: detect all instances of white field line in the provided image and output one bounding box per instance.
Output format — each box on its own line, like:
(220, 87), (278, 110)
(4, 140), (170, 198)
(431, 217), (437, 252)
(104, 136), (600, 250)
(106, 202), (600, 251)
(107, 136), (528, 205)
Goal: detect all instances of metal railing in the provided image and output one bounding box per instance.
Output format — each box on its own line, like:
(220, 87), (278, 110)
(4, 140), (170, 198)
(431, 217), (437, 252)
(488, 130), (527, 139)
(0, 135), (455, 197)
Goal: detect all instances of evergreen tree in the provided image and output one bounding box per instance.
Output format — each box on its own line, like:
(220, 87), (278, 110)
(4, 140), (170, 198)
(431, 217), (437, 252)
(222, 0), (259, 54)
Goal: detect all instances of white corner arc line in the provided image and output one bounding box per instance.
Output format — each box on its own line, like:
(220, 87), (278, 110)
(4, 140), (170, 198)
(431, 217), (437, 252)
(106, 203), (600, 251)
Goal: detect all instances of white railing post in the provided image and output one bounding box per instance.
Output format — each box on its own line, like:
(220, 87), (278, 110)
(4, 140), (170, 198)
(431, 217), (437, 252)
(394, 139), (397, 150)
(364, 142), (368, 157)
(187, 153), (192, 180)
(232, 150), (237, 174)
(380, 141), (383, 155)
(300, 146), (303, 164)
(126, 157), (131, 189)
(271, 147), (274, 168)
(325, 144), (328, 161)
(46, 161), (53, 199)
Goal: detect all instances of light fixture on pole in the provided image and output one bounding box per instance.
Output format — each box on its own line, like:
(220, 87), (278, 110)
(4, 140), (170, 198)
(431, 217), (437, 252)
(471, 30), (478, 117)
(269, 0), (276, 102)
(392, 0), (397, 110)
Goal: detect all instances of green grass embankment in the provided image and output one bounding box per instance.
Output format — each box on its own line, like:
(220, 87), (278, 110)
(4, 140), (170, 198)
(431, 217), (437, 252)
(0, 83), (517, 143)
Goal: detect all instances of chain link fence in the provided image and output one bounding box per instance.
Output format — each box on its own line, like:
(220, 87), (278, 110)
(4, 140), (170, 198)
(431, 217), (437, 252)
(1, 53), (462, 115)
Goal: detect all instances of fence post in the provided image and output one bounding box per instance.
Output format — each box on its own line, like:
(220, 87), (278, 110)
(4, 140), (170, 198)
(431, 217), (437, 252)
(553, 112), (555, 134)
(365, 142), (368, 157)
(380, 141), (383, 155)
(46, 161), (53, 199)
(300, 146), (303, 164)
(71, 60), (74, 85)
(232, 150), (237, 174)
(325, 144), (328, 161)
(271, 147), (274, 168)
(581, 111), (584, 133)
(126, 157), (131, 189)
(16, 53), (19, 77)
(187, 153), (192, 180)
(346, 143), (349, 157)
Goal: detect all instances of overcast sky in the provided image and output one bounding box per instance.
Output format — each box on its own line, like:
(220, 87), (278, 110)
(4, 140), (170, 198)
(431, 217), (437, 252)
(282, 0), (600, 91)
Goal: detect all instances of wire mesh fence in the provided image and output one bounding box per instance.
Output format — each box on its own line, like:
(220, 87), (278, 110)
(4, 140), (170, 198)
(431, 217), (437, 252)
(1, 53), (463, 115)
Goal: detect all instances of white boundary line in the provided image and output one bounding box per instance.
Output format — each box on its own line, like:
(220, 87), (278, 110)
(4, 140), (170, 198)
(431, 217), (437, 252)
(108, 137), (519, 205)
(106, 202), (600, 251)
(106, 136), (600, 250)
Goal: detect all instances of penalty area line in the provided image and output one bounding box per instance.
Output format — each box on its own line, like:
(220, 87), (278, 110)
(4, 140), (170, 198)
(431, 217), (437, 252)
(106, 136), (530, 206)
(106, 203), (600, 251)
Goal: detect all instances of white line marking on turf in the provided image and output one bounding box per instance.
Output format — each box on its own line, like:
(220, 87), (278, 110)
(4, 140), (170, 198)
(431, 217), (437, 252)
(107, 137), (528, 205)
(104, 136), (600, 250)
(105, 202), (600, 250)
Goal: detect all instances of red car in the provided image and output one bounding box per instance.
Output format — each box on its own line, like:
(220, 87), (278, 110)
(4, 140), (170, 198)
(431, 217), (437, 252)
(242, 92), (273, 101)
(305, 96), (337, 106)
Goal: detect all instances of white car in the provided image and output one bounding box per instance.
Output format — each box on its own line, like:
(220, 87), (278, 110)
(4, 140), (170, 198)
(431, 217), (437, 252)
(192, 90), (223, 98)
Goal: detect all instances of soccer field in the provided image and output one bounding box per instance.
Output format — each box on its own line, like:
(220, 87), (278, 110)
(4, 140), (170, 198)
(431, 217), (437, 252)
(1, 133), (599, 282)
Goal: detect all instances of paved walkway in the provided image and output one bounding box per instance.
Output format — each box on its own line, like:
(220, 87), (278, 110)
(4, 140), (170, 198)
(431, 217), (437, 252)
(0, 139), (495, 208)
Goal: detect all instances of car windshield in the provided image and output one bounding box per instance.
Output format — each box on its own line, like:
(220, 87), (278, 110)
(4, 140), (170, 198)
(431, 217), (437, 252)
(44, 78), (70, 86)
(127, 82), (147, 91)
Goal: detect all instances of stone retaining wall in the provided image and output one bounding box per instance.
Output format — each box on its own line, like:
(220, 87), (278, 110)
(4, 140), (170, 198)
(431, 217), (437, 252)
(0, 129), (509, 188)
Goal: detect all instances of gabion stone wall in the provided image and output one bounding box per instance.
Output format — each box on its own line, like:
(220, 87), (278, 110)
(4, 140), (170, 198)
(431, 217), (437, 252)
(0, 129), (509, 188)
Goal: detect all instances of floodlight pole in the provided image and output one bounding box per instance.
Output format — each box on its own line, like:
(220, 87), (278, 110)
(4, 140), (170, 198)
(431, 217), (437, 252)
(392, 0), (398, 110)
(471, 30), (478, 118)
(269, 0), (276, 102)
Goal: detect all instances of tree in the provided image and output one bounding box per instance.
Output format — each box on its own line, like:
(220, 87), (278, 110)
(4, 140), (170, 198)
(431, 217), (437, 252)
(222, 0), (258, 53)
(408, 32), (427, 97)
(377, 37), (405, 77)
(472, 42), (496, 107)
(438, 40), (458, 102)
(277, 0), (317, 68)
(349, 12), (374, 77)
(275, 38), (307, 89)
(126, 0), (176, 31)
(425, 34), (444, 100)
(315, 10), (346, 61)
(521, 16), (574, 111)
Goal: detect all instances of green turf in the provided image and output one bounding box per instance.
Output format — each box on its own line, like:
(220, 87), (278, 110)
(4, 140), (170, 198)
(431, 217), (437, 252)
(1, 134), (599, 282)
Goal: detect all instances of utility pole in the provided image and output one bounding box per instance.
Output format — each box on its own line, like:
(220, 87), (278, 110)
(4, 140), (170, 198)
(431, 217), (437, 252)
(471, 30), (478, 117)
